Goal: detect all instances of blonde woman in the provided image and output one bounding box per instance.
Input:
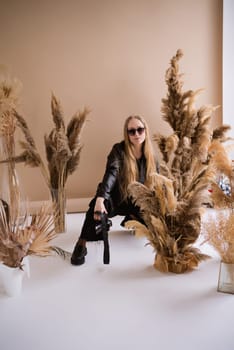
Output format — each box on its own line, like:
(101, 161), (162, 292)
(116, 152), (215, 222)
(71, 115), (158, 265)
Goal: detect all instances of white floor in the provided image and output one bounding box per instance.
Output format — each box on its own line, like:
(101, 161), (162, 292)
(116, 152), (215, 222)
(0, 213), (233, 350)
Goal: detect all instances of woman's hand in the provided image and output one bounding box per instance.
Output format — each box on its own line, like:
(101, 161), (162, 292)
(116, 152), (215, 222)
(94, 197), (107, 220)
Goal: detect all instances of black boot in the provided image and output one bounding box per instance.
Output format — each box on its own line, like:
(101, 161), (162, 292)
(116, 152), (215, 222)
(70, 242), (87, 266)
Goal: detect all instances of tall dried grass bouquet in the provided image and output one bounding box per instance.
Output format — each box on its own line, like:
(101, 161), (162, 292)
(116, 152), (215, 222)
(126, 49), (224, 273)
(8, 94), (90, 232)
(0, 67), (23, 221)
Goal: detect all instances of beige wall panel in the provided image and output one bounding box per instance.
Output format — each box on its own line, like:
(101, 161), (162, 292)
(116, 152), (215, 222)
(0, 0), (222, 207)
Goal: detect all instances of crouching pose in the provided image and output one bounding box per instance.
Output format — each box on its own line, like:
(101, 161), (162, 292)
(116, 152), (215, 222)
(71, 115), (157, 265)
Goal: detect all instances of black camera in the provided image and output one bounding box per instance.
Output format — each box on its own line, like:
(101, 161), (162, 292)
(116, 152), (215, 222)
(94, 212), (112, 264)
(95, 213), (112, 235)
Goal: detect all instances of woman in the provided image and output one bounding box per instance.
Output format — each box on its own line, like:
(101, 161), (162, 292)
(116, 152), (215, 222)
(71, 115), (157, 265)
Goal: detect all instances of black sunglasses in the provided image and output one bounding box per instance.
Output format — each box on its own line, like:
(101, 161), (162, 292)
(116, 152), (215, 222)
(127, 127), (145, 136)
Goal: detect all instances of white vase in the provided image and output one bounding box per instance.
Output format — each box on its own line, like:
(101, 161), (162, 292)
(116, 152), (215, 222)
(0, 257), (30, 297)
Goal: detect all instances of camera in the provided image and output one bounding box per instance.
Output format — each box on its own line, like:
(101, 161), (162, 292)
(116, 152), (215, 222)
(94, 212), (112, 264)
(95, 212), (112, 235)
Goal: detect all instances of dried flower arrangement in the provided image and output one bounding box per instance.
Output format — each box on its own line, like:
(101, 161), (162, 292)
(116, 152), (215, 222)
(0, 71), (68, 269)
(0, 68), (23, 221)
(125, 49), (225, 274)
(0, 200), (60, 269)
(201, 204), (234, 294)
(202, 209), (234, 264)
(201, 129), (234, 266)
(5, 94), (89, 232)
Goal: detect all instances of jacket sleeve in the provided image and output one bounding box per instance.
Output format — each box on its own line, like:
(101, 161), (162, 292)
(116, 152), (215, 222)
(96, 143), (123, 200)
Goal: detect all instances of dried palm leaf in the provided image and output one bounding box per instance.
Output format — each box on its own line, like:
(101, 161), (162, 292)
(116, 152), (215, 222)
(0, 202), (62, 268)
(51, 246), (72, 260)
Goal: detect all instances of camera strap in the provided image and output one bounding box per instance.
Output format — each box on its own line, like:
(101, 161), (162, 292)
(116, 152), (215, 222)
(100, 214), (110, 264)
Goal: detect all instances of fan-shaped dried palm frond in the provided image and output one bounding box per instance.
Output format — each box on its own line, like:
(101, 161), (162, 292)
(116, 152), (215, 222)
(0, 202), (60, 268)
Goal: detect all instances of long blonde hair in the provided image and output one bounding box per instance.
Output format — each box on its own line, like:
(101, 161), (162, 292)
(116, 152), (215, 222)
(120, 115), (156, 199)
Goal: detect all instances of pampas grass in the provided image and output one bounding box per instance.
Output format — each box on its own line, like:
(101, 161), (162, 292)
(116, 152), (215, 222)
(202, 209), (234, 263)
(0, 70), (23, 221)
(0, 66), (22, 136)
(126, 49), (222, 273)
(202, 127), (234, 266)
(12, 94), (89, 190)
(6, 93), (90, 232)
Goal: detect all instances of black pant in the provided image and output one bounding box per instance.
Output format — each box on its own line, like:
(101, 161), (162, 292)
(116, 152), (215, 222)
(78, 196), (145, 241)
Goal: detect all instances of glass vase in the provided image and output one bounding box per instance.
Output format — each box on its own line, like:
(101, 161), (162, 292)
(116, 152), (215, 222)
(217, 261), (234, 294)
(0, 134), (25, 222)
(50, 187), (67, 233)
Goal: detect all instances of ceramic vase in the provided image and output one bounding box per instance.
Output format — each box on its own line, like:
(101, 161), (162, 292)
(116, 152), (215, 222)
(0, 257), (30, 297)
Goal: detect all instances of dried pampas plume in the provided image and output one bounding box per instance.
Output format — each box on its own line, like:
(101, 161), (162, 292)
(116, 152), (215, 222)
(1, 92), (90, 232)
(202, 210), (234, 264)
(0, 68), (23, 221)
(12, 93), (90, 190)
(126, 49), (221, 273)
(0, 66), (22, 136)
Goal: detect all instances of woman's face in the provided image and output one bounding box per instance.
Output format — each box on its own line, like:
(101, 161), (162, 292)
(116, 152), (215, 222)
(127, 118), (146, 147)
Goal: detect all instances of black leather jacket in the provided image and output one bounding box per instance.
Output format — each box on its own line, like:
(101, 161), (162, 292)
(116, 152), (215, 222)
(96, 141), (147, 205)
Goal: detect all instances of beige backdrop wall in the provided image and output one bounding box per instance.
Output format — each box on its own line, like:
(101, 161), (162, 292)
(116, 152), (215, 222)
(0, 0), (222, 210)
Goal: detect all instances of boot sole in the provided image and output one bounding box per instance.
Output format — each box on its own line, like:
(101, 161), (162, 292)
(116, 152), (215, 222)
(70, 248), (87, 266)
